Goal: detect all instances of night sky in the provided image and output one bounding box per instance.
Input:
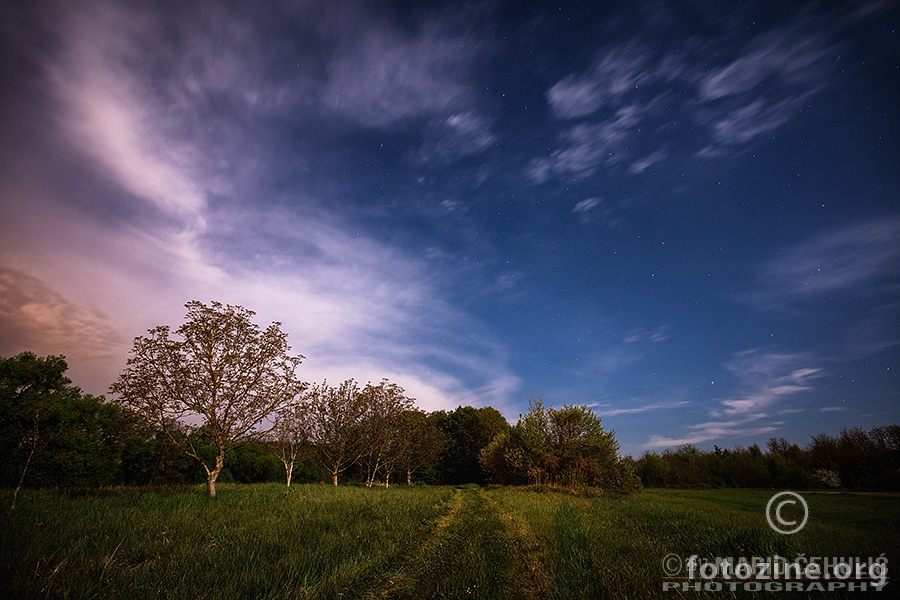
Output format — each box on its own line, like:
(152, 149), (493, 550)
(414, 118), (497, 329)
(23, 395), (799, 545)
(1, 0), (898, 456)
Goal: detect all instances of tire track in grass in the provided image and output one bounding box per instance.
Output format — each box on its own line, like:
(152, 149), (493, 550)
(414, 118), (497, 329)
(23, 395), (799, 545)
(372, 488), (465, 599)
(483, 492), (550, 600)
(554, 504), (608, 600)
(375, 488), (545, 600)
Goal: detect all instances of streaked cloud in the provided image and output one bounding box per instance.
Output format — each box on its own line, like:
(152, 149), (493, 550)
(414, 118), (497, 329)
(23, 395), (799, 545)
(0, 0), (516, 411)
(532, 6), (841, 183)
(594, 399), (689, 418)
(415, 111), (497, 165)
(527, 105), (643, 183)
(0, 267), (125, 388)
(573, 197), (601, 213)
(320, 8), (485, 128)
(546, 44), (652, 119)
(644, 349), (823, 449)
(748, 217), (900, 308)
(714, 350), (824, 417)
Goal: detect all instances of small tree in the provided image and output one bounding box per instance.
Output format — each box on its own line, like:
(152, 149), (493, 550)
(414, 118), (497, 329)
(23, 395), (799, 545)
(303, 379), (367, 486)
(397, 410), (444, 485)
(110, 301), (306, 497)
(270, 401), (308, 487)
(357, 379), (415, 487)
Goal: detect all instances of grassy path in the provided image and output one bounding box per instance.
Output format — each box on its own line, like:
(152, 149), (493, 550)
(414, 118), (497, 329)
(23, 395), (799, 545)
(375, 488), (546, 600)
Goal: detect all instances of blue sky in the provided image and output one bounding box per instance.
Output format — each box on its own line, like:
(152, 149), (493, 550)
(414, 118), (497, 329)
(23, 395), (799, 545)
(1, 0), (897, 456)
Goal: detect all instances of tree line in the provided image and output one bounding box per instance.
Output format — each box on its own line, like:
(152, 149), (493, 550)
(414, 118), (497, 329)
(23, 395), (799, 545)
(3, 301), (897, 505)
(632, 425), (900, 490)
(2, 301), (632, 502)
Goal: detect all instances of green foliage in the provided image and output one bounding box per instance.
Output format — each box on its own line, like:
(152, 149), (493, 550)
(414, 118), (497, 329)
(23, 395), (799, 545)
(481, 396), (631, 491)
(0, 353), (157, 499)
(634, 425), (900, 490)
(432, 405), (510, 484)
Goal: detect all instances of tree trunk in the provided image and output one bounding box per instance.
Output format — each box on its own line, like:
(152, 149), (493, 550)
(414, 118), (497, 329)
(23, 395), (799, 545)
(384, 472), (390, 488)
(285, 461), (294, 488)
(206, 452), (224, 498)
(332, 470), (339, 486)
(407, 468), (412, 486)
(8, 434), (37, 513)
(8, 415), (39, 513)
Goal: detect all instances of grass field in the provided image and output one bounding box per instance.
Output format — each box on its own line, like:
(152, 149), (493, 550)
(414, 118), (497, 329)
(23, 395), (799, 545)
(1, 485), (897, 599)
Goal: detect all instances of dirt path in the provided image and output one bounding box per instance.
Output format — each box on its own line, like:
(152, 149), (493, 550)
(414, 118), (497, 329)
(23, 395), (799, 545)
(374, 488), (547, 600)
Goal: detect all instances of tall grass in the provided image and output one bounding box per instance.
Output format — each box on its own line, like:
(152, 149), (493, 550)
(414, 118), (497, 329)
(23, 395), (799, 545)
(2, 486), (897, 599)
(488, 488), (900, 599)
(0, 484), (454, 599)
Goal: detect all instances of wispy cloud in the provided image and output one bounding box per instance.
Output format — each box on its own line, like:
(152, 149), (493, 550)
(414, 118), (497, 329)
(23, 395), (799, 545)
(546, 44), (653, 119)
(697, 26), (831, 102)
(415, 111), (496, 165)
(630, 150), (666, 174)
(747, 217), (900, 308)
(713, 350), (824, 417)
(591, 324), (671, 373)
(644, 349), (823, 449)
(527, 105), (644, 183)
(322, 16), (483, 127)
(623, 325), (670, 344)
(594, 399), (689, 417)
(0, 267), (124, 364)
(531, 6), (842, 183)
(573, 197), (602, 214)
(0, 0), (516, 410)
(646, 422), (782, 449)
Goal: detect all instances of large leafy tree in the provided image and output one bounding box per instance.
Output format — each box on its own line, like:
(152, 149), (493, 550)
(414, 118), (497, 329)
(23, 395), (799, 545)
(395, 409), (444, 486)
(433, 406), (509, 484)
(110, 301), (306, 497)
(481, 396), (636, 490)
(1, 352), (79, 511)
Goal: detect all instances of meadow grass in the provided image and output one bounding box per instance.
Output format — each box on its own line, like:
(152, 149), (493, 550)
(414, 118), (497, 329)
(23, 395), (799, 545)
(1, 484), (455, 599)
(487, 488), (899, 599)
(1, 485), (897, 599)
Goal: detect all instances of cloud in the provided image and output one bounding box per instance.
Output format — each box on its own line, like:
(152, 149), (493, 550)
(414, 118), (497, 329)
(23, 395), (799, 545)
(591, 324), (670, 372)
(644, 349), (823, 449)
(623, 325), (670, 344)
(629, 150), (666, 174)
(527, 105), (643, 183)
(694, 21), (836, 152)
(594, 399), (689, 417)
(546, 44), (653, 119)
(0, 267), (125, 390)
(532, 6), (843, 183)
(573, 197), (601, 213)
(748, 217), (900, 307)
(646, 422), (782, 449)
(698, 27), (831, 101)
(321, 10), (484, 128)
(415, 111), (497, 165)
(0, 0), (517, 412)
(46, 10), (207, 227)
